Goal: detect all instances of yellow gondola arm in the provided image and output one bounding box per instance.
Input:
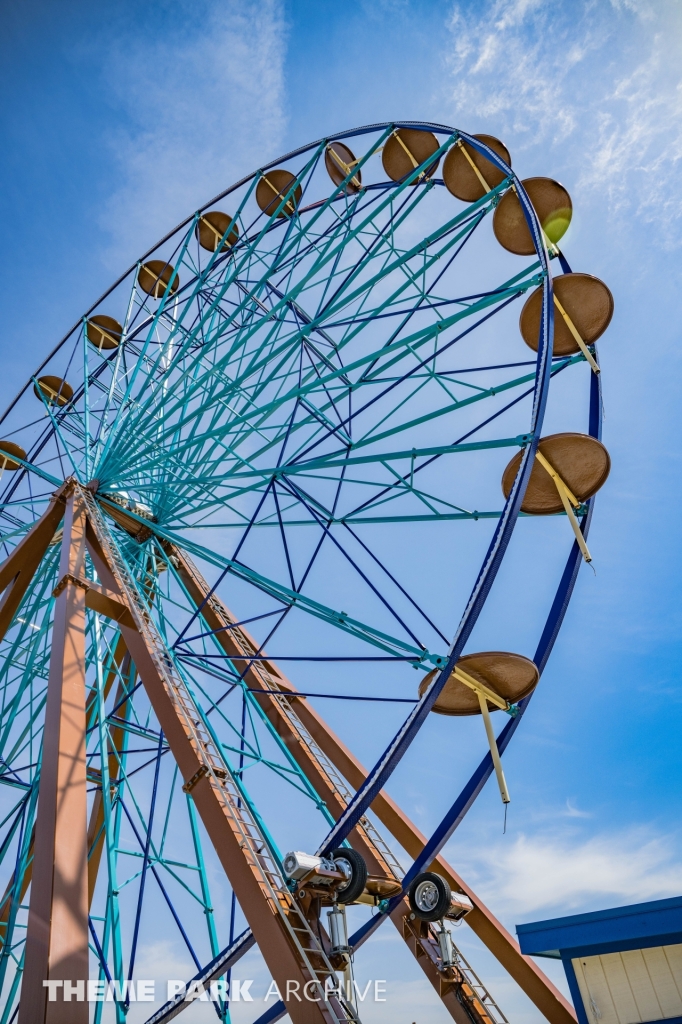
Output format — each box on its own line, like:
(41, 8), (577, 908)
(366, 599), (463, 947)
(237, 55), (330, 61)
(262, 175), (296, 216)
(553, 295), (600, 374)
(456, 139), (491, 194)
(452, 668), (509, 711)
(449, 667), (510, 804)
(476, 689), (511, 805)
(534, 451), (579, 507)
(393, 131), (419, 169)
(326, 146), (361, 190)
(534, 451), (593, 563)
(199, 216), (229, 251)
(91, 325), (120, 350)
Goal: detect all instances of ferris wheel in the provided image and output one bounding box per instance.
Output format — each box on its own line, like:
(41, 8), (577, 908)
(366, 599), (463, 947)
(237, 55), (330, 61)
(0, 122), (614, 1024)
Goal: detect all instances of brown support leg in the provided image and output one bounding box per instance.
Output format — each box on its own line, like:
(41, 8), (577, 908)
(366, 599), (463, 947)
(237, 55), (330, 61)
(81, 492), (347, 1024)
(287, 699), (576, 1024)
(170, 546), (576, 1024)
(19, 492), (89, 1024)
(0, 641), (130, 941)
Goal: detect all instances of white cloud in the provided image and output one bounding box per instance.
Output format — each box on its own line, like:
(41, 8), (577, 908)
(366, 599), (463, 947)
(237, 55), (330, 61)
(445, 0), (598, 141)
(450, 825), (682, 920)
(442, 0), (682, 246)
(494, 0), (545, 33)
(583, 38), (682, 236)
(96, 0), (288, 268)
(563, 799), (592, 819)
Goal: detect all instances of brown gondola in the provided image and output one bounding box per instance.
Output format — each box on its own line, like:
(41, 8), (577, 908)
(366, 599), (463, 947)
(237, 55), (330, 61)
(0, 441), (26, 471)
(493, 177), (572, 255)
(502, 433), (610, 516)
(420, 651), (538, 805)
(382, 128), (440, 183)
(325, 141), (362, 193)
(138, 260), (179, 298)
(86, 314), (123, 350)
(255, 169), (302, 218)
(520, 273), (614, 356)
(196, 211), (239, 252)
(33, 376), (73, 407)
(419, 651), (538, 716)
(443, 134), (511, 202)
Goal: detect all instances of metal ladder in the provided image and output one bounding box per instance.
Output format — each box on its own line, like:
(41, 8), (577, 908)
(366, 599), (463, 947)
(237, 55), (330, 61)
(450, 947), (509, 1024)
(176, 551), (404, 882)
(82, 486), (359, 1024)
(224, 629), (508, 1024)
(172, 548), (508, 1024)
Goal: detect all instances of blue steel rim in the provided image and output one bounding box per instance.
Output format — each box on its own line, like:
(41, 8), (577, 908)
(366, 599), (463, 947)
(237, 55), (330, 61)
(0, 122), (599, 1022)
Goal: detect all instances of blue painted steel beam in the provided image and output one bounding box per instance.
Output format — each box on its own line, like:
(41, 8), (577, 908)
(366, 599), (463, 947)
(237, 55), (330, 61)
(399, 353), (600, 885)
(126, 732), (164, 1003)
(151, 352), (600, 1024)
(142, 928), (256, 1024)
(338, 337), (603, 941)
(250, 1004), (286, 1024)
(315, 179), (554, 857)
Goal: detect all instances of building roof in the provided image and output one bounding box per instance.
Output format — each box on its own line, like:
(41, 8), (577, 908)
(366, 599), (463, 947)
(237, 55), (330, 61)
(516, 896), (682, 959)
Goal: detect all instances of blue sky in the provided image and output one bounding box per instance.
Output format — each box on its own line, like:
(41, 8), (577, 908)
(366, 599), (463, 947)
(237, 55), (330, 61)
(2, 1), (682, 1021)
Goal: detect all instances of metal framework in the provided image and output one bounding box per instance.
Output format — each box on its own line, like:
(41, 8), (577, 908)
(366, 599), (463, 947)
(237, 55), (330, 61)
(0, 122), (603, 1024)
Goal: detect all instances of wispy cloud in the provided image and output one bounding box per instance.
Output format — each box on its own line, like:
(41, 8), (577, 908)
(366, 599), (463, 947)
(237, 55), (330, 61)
(444, 0), (604, 142)
(442, 0), (682, 246)
(563, 799), (592, 819)
(451, 825), (682, 920)
(94, 0), (288, 268)
(584, 36), (682, 236)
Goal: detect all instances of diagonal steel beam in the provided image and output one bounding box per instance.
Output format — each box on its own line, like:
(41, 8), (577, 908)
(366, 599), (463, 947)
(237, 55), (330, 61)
(80, 486), (357, 1024)
(170, 547), (572, 1024)
(169, 548), (573, 1024)
(143, 928), (256, 1024)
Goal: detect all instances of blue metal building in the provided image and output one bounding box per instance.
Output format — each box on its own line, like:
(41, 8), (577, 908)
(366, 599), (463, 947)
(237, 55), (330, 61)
(517, 897), (682, 1024)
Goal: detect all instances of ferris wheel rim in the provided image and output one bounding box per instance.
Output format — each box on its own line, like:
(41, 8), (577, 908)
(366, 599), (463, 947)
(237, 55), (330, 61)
(0, 120), (611, 1024)
(0, 119), (563, 683)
